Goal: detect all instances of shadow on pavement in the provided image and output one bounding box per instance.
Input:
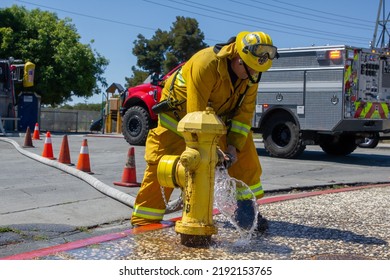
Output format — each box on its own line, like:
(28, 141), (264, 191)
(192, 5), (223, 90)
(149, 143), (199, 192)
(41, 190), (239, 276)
(268, 220), (387, 245)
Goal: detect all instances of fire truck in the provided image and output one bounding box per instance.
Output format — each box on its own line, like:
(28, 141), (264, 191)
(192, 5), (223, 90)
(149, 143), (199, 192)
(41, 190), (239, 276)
(253, 45), (390, 158)
(119, 63), (183, 145)
(0, 57), (34, 134)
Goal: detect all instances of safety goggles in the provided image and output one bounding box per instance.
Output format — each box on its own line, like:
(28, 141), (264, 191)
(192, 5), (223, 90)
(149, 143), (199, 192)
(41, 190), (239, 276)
(243, 44), (279, 60)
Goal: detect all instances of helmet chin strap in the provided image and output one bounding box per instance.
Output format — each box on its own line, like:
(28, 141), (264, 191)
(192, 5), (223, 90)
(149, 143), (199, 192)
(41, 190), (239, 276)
(243, 63), (261, 84)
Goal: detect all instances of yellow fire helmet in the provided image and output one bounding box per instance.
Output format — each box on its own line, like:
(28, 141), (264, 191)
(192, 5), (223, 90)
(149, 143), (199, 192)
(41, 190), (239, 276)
(236, 31), (277, 72)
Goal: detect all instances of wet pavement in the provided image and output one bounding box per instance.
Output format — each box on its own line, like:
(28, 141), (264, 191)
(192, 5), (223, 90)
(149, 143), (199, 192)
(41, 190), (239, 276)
(2, 184), (389, 260)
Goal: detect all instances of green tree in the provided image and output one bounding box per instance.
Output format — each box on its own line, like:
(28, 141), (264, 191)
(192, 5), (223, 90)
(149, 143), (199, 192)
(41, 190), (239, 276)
(125, 16), (207, 87)
(0, 5), (109, 106)
(167, 16), (208, 71)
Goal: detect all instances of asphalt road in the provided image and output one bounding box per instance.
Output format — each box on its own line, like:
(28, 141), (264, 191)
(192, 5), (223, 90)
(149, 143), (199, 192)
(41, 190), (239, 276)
(1, 132), (390, 256)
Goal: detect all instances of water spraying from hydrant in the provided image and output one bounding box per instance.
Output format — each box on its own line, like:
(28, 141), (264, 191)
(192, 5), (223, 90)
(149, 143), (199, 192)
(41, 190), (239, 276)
(214, 166), (259, 244)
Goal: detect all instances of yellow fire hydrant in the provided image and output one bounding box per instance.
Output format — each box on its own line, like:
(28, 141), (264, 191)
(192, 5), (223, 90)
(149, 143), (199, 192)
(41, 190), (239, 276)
(157, 106), (226, 247)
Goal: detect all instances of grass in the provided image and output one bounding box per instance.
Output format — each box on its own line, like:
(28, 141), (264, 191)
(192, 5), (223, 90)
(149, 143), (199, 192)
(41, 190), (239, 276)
(0, 227), (13, 233)
(75, 226), (91, 233)
(0, 227), (23, 235)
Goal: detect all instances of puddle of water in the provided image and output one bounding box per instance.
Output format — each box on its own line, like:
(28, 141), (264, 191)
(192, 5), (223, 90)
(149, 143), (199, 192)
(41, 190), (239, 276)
(123, 222), (267, 260)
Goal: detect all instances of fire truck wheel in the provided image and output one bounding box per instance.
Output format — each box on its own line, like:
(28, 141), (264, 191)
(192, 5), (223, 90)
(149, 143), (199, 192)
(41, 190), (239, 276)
(263, 115), (305, 159)
(319, 134), (357, 156)
(358, 133), (380, 149)
(122, 106), (151, 146)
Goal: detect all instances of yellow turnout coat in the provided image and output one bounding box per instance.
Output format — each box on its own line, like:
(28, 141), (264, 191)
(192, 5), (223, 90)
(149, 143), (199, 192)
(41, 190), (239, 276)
(131, 42), (264, 225)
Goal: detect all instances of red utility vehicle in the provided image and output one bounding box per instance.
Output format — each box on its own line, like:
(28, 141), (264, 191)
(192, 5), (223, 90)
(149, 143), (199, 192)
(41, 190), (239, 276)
(119, 64), (183, 145)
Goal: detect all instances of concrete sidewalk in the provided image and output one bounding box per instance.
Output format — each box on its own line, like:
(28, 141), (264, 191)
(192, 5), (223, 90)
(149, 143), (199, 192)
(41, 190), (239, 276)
(2, 183), (389, 260)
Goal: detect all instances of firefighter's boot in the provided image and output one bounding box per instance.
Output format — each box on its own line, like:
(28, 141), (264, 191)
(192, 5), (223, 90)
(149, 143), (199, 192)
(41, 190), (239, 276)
(235, 199), (256, 230)
(256, 213), (269, 233)
(235, 199), (269, 232)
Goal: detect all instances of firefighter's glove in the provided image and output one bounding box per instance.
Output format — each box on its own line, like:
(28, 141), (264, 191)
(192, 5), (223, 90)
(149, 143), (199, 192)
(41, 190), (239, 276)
(224, 145), (238, 168)
(224, 153), (234, 169)
(217, 148), (236, 169)
(234, 199), (256, 230)
(217, 145), (238, 169)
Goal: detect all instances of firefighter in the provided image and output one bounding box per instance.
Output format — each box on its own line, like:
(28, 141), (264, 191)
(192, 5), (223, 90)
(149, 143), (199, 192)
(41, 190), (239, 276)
(131, 31), (278, 231)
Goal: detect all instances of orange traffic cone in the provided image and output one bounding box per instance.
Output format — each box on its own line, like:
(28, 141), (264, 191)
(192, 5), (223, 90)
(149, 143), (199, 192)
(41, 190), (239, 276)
(32, 123), (41, 140)
(23, 126), (34, 148)
(42, 131), (56, 160)
(114, 147), (140, 187)
(58, 135), (72, 165)
(76, 139), (93, 174)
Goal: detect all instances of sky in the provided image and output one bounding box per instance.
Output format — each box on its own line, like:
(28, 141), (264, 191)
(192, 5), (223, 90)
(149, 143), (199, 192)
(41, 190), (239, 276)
(1, 0), (386, 104)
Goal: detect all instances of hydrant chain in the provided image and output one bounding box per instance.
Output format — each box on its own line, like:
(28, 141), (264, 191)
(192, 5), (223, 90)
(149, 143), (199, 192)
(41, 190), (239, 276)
(160, 185), (183, 211)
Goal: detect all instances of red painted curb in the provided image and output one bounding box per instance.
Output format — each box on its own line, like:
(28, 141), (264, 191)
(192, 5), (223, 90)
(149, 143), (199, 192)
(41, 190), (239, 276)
(1, 221), (174, 260)
(2, 183), (389, 260)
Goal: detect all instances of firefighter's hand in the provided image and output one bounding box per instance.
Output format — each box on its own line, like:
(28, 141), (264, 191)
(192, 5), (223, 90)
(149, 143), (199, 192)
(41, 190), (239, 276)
(217, 145), (238, 169)
(217, 148), (227, 166)
(226, 145), (238, 165)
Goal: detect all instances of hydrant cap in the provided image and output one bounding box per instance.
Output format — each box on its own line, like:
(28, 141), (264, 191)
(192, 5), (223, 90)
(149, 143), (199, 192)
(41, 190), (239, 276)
(177, 110), (226, 135)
